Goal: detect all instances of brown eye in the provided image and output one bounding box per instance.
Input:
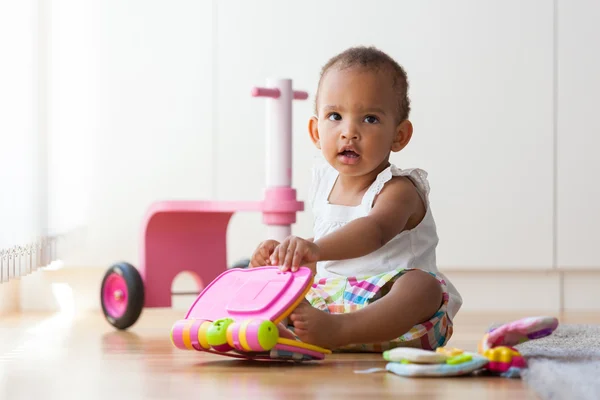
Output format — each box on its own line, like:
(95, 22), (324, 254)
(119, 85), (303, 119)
(327, 112), (341, 121)
(364, 115), (379, 124)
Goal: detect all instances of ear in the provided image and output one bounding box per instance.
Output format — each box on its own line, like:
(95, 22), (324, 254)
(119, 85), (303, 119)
(391, 120), (413, 152)
(308, 116), (321, 149)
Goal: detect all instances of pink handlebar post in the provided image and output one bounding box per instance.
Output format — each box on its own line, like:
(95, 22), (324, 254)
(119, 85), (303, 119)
(252, 78), (308, 243)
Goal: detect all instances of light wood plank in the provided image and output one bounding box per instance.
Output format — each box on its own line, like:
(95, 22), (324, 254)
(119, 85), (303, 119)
(3, 310), (596, 399)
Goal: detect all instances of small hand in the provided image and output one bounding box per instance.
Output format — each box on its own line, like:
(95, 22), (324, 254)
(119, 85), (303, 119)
(270, 236), (320, 272)
(249, 239), (280, 268)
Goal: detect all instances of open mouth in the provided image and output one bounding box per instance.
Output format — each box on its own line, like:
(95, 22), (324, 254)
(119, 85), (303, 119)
(337, 148), (361, 164)
(338, 149), (360, 158)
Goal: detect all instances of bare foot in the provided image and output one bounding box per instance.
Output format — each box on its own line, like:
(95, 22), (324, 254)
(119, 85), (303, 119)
(276, 322), (297, 340)
(289, 301), (344, 349)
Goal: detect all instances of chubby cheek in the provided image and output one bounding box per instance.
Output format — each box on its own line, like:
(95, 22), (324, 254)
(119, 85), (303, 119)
(319, 135), (339, 154)
(360, 141), (389, 162)
(323, 145), (339, 160)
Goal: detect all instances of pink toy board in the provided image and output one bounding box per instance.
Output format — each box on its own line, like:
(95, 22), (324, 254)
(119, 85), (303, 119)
(170, 266), (331, 361)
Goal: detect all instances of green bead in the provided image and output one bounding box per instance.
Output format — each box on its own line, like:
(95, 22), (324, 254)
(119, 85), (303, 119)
(207, 318), (234, 346)
(256, 320), (279, 350)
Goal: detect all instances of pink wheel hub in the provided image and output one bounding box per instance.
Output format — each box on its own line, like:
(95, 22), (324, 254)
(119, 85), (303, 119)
(103, 273), (128, 319)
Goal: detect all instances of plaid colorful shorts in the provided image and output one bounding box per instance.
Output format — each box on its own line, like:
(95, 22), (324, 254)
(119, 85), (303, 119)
(300, 268), (453, 353)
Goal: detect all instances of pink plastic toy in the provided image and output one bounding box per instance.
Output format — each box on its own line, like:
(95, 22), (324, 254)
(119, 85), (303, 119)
(170, 266), (331, 361)
(478, 316), (559, 353)
(101, 79), (308, 330)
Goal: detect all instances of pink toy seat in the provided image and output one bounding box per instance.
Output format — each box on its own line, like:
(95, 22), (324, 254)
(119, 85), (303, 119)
(139, 198), (303, 308)
(184, 266), (313, 323)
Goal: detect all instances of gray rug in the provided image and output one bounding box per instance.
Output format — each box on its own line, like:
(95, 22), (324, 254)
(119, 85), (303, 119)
(516, 324), (600, 400)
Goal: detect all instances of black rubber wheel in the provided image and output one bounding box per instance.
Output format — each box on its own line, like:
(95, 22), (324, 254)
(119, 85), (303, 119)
(230, 258), (250, 269)
(100, 262), (145, 330)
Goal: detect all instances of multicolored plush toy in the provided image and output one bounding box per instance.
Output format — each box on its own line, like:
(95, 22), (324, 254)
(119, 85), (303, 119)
(356, 316), (559, 378)
(382, 347), (490, 377)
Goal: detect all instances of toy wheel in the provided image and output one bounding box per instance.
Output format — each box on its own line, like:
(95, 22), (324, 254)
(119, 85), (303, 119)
(230, 258), (250, 269)
(101, 262), (144, 330)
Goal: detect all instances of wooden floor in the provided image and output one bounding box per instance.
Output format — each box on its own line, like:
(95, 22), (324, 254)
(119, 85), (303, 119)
(1, 310), (597, 399)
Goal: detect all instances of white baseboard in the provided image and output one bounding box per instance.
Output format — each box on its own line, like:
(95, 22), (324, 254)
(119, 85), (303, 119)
(443, 268), (600, 312)
(446, 270), (561, 312)
(563, 272), (600, 311)
(5, 266), (600, 314)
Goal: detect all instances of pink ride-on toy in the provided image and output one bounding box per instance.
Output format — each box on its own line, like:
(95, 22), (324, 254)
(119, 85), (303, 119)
(170, 266), (332, 361)
(101, 79), (308, 330)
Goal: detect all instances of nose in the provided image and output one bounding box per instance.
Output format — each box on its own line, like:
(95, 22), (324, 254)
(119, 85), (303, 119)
(341, 121), (360, 140)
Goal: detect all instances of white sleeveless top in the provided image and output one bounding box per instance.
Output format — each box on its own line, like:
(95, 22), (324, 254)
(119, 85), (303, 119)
(309, 161), (462, 319)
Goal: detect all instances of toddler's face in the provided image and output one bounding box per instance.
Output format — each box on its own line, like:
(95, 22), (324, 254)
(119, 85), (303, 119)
(310, 67), (406, 178)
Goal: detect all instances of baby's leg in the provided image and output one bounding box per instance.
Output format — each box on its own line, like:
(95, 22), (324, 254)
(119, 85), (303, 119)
(289, 269), (443, 349)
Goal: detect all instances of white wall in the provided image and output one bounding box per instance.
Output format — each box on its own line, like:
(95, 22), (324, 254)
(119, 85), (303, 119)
(16, 0), (599, 312)
(53, 0), (216, 267)
(556, 0), (600, 268)
(0, 0), (44, 259)
(216, 0), (555, 270)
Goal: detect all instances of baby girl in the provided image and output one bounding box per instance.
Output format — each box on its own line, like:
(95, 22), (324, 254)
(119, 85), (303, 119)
(249, 46), (462, 352)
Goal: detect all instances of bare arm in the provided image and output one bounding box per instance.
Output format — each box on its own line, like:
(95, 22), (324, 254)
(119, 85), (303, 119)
(270, 178), (423, 271)
(315, 177), (422, 262)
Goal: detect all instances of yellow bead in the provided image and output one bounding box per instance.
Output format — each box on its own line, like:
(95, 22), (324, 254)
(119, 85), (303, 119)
(436, 347), (464, 357)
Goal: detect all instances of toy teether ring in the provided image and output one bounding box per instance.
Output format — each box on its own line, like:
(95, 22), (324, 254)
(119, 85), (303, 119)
(479, 316), (559, 353)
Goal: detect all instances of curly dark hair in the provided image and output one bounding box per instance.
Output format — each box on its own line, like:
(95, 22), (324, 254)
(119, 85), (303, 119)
(314, 46), (411, 122)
